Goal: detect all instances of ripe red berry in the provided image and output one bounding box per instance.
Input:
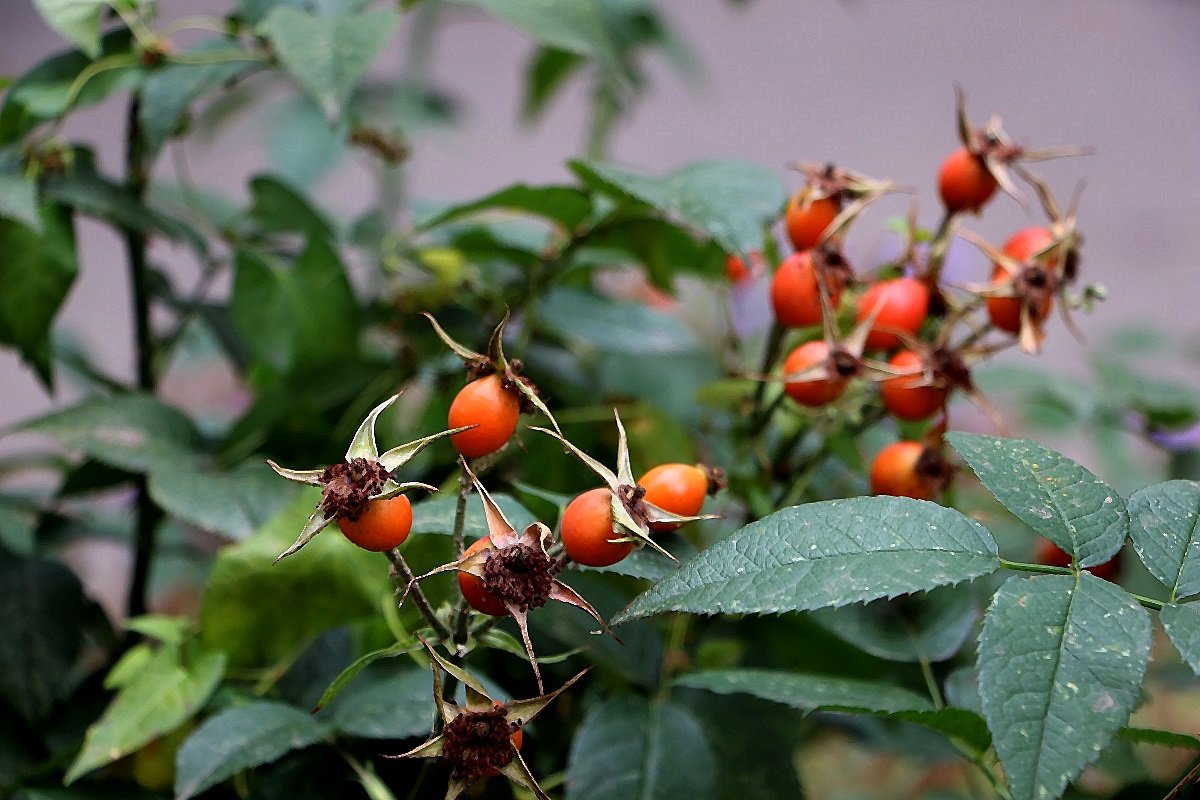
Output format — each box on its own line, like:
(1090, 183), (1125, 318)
(725, 253), (760, 283)
(938, 146), (998, 214)
(561, 487), (634, 567)
(869, 441), (947, 501)
(1034, 537), (1122, 582)
(639, 463), (708, 533)
(987, 227), (1056, 334)
(458, 536), (510, 616)
(855, 277), (930, 350)
(771, 252), (838, 328)
(337, 494), (413, 552)
(448, 374), (521, 459)
(785, 190), (840, 252)
(782, 341), (846, 407)
(880, 350), (946, 421)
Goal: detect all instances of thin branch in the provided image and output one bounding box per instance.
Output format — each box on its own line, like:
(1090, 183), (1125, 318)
(386, 549), (452, 641)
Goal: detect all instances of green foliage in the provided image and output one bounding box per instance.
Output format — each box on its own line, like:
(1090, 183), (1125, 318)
(1128, 479), (1200, 600)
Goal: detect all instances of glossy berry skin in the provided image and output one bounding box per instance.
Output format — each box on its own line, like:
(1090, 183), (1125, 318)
(870, 441), (938, 501)
(855, 277), (930, 350)
(561, 487), (634, 567)
(337, 494), (413, 551)
(448, 374), (521, 459)
(987, 227), (1056, 333)
(639, 463), (707, 533)
(725, 253), (751, 283)
(1034, 537), (1122, 582)
(880, 350), (946, 421)
(783, 341), (845, 407)
(458, 536), (510, 616)
(785, 190), (840, 251)
(938, 146), (997, 213)
(771, 252), (840, 329)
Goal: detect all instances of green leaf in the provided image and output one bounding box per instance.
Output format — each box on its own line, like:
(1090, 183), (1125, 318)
(947, 432), (1127, 569)
(677, 669), (931, 714)
(199, 492), (390, 668)
(244, 175), (336, 240)
(1159, 602), (1200, 674)
(677, 668), (991, 753)
(521, 47), (585, 121)
(65, 646), (226, 783)
(266, 94), (346, 187)
(11, 394), (202, 473)
(140, 43), (260, 156)
(808, 583), (979, 663)
(310, 642), (417, 713)
(0, 31), (140, 144)
(566, 695), (716, 800)
(239, 0), (374, 25)
(978, 573), (1151, 800)
(1128, 480), (1200, 600)
(571, 159), (787, 255)
(0, 207), (76, 386)
(452, 0), (621, 75)
(410, 492), (536, 538)
(1119, 726), (1200, 749)
(229, 238), (359, 376)
(124, 614), (190, 645)
(612, 497), (998, 625)
(0, 172), (40, 232)
(537, 288), (701, 356)
(32, 0), (108, 57)
(323, 665), (431, 739)
(418, 184), (592, 231)
(148, 461), (299, 540)
(261, 7), (399, 119)
(0, 556), (87, 723)
(174, 701), (330, 799)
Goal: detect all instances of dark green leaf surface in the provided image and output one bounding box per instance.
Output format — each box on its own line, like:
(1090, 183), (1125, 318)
(809, 583), (979, 663)
(978, 574), (1151, 800)
(1159, 602), (1200, 675)
(310, 642), (416, 713)
(140, 43), (260, 155)
(0, 556), (87, 723)
(1118, 726), (1200, 749)
(175, 701), (330, 799)
(0, 208), (76, 385)
(418, 184), (591, 231)
(571, 159), (786, 255)
(11, 394), (202, 473)
(677, 669), (932, 714)
(1128, 480), (1200, 600)
(200, 492), (390, 668)
(322, 666), (430, 740)
(947, 432), (1127, 568)
(522, 47), (585, 121)
(42, 172), (205, 252)
(148, 461), (298, 540)
(613, 497), (998, 624)
(0, 171), (40, 231)
(262, 7), (399, 118)
(244, 175), (336, 240)
(566, 695), (716, 800)
(65, 647), (226, 783)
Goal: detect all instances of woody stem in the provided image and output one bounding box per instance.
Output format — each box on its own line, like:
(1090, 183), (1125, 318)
(386, 549), (452, 640)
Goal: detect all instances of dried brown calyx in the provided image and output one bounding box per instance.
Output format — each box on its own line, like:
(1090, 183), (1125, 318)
(441, 705), (518, 782)
(481, 543), (556, 613)
(915, 446), (954, 494)
(318, 457), (390, 521)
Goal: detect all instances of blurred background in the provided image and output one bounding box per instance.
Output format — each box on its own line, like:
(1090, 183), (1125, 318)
(3, 0), (1199, 434)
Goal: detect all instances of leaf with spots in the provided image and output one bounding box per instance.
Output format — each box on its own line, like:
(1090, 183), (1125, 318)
(947, 432), (1127, 569)
(1159, 602), (1200, 675)
(978, 573), (1151, 800)
(1128, 480), (1200, 601)
(612, 496), (998, 625)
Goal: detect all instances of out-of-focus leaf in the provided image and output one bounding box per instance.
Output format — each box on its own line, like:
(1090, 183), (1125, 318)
(571, 159), (786, 255)
(261, 7), (399, 119)
(978, 574), (1151, 800)
(265, 94), (346, 187)
(243, 175), (335, 240)
(566, 695), (715, 800)
(452, 0), (621, 75)
(322, 665), (430, 739)
(417, 184), (591, 231)
(0, 556), (87, 723)
(174, 702), (329, 799)
(521, 47), (584, 121)
(0, 170), (40, 232)
(0, 207), (76, 386)
(538, 288), (701, 356)
(11, 393), (202, 473)
(32, 0), (109, 58)
(410, 492), (536, 538)
(947, 432), (1127, 569)
(64, 646), (226, 783)
(148, 461), (299, 540)
(199, 492), (390, 668)
(614, 497), (998, 624)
